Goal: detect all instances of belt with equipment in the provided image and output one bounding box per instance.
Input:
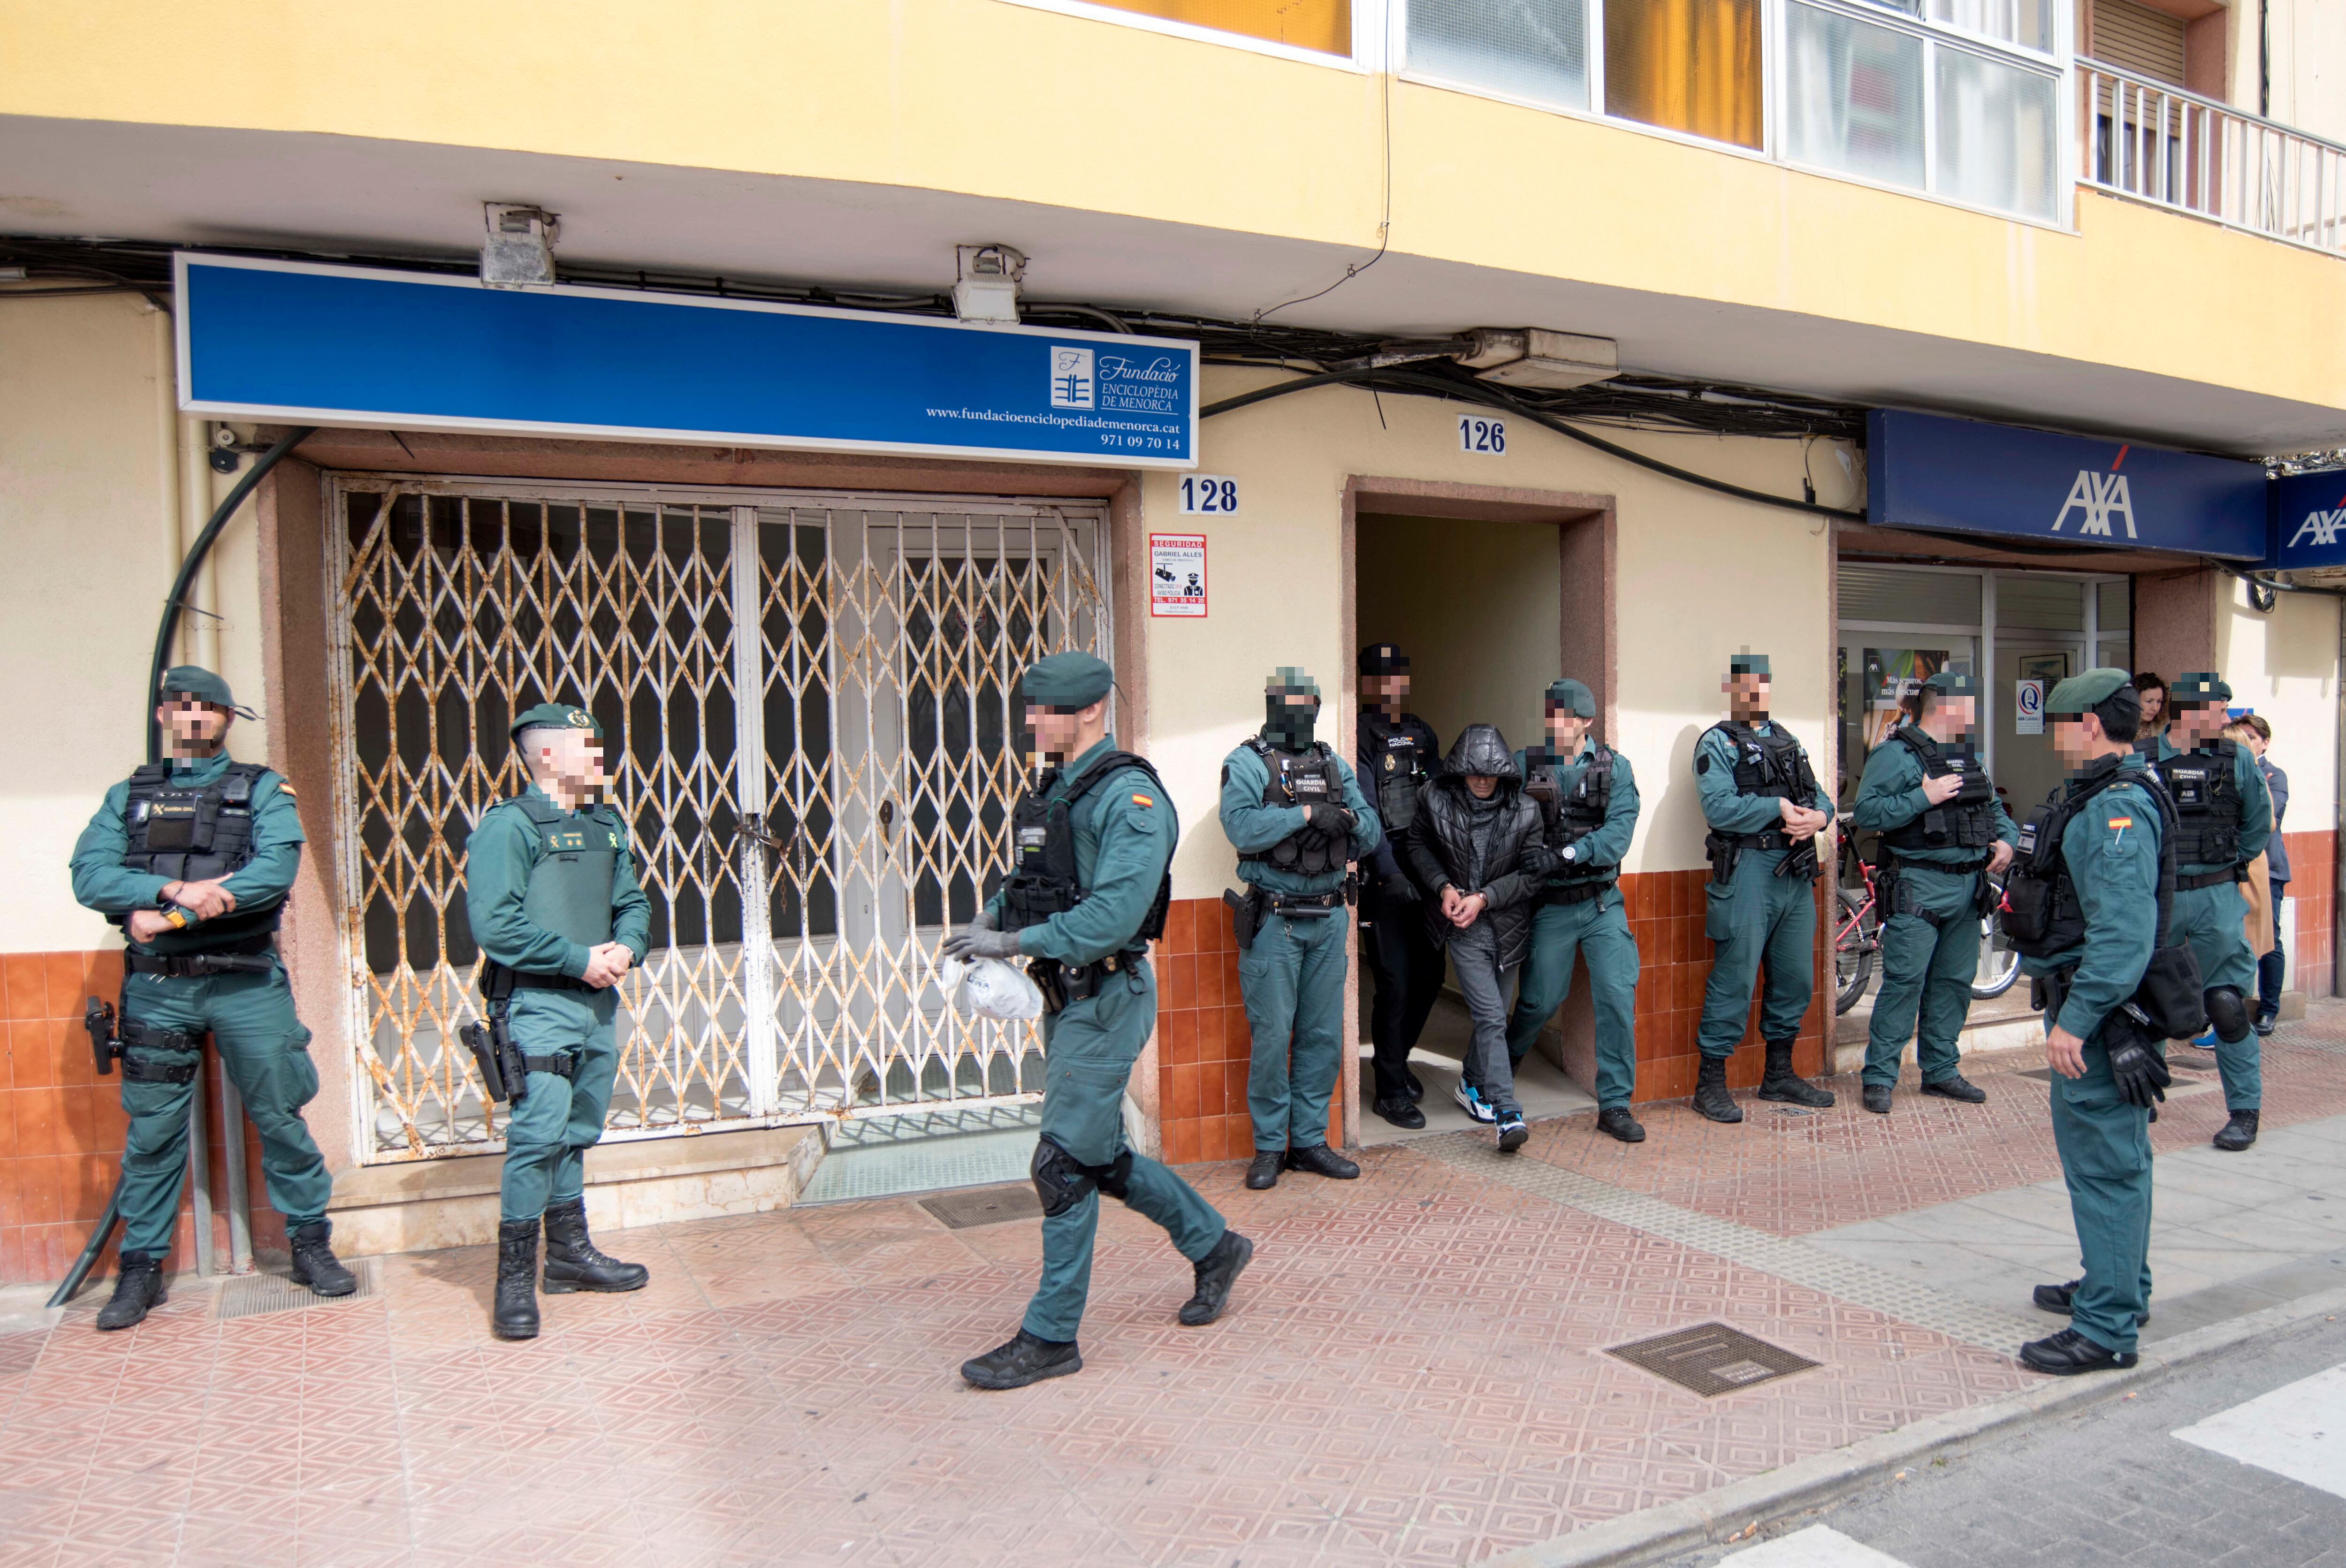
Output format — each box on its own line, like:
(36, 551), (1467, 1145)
(1029, 949), (1145, 1014)
(124, 933), (276, 978)
(1256, 888), (1346, 918)
(1540, 879), (1614, 906)
(2175, 868), (2247, 892)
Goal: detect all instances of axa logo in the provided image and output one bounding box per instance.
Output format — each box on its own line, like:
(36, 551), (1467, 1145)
(2287, 508), (2346, 550)
(2050, 445), (2137, 539)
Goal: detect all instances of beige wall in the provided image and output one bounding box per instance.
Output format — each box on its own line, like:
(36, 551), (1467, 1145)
(1149, 367), (1851, 900)
(1356, 512), (1563, 756)
(0, 296), (266, 954)
(2217, 575), (2339, 829)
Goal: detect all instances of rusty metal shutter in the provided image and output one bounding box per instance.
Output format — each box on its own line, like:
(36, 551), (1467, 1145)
(2090, 0), (2186, 84)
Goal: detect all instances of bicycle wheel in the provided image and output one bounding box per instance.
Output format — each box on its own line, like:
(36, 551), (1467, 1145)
(1835, 886), (1877, 1014)
(1973, 877), (2020, 999)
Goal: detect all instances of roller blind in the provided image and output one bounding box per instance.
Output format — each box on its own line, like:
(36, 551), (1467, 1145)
(2089, 0), (2186, 84)
(1838, 565), (1983, 625)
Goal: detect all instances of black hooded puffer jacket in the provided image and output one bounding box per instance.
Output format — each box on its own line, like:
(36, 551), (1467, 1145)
(1403, 723), (1553, 967)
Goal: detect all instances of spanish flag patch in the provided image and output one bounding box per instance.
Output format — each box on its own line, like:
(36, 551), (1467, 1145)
(2107, 815), (2133, 848)
(1131, 793), (1155, 808)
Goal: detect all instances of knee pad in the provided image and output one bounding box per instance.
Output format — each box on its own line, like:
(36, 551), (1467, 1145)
(1092, 1149), (1135, 1203)
(1030, 1135), (1097, 1218)
(2204, 986), (2252, 1044)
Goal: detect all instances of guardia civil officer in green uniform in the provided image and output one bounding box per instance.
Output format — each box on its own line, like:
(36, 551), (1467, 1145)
(946, 652), (1248, 1390)
(1691, 654), (1839, 1122)
(70, 667), (354, 1330)
(1851, 670), (2017, 1114)
(2149, 671), (2272, 1151)
(1505, 678), (1645, 1143)
(2011, 670), (2169, 1374)
(1220, 667), (1382, 1190)
(462, 704), (653, 1341)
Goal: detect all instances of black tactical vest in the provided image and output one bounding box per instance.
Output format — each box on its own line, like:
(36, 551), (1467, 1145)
(1528, 744), (1615, 877)
(1001, 751), (1173, 948)
(512, 792), (620, 950)
(1359, 712), (1431, 837)
(2004, 760), (2171, 959)
(2154, 742), (2244, 868)
(1713, 722), (1817, 805)
(121, 761), (283, 943)
(1878, 727), (2000, 857)
(1247, 738), (1345, 877)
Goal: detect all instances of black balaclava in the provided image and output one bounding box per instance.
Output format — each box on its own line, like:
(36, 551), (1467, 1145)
(1263, 669), (1322, 753)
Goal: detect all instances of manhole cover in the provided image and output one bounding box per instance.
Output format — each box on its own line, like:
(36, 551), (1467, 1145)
(216, 1258), (380, 1321)
(919, 1184), (1042, 1230)
(1606, 1322), (1819, 1398)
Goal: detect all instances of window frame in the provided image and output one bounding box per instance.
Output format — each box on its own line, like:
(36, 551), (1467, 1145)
(996, 0), (1391, 72)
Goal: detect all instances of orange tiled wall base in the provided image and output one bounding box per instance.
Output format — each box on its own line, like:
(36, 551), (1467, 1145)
(1, 951), (278, 1287)
(1150, 876), (1830, 1164)
(2282, 830), (2335, 998)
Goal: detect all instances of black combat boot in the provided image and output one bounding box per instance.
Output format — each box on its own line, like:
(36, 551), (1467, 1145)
(493, 1219), (541, 1341)
(1596, 1107), (1645, 1143)
(1922, 1073), (1987, 1104)
(1374, 1096), (1426, 1130)
(95, 1251), (167, 1332)
(2019, 1326), (2138, 1375)
(288, 1220), (358, 1297)
(2212, 1109), (2260, 1152)
(1245, 1151), (1283, 1190)
(1283, 1144), (1359, 1180)
(1862, 1084), (1893, 1115)
(961, 1329), (1082, 1389)
(1179, 1229), (1254, 1326)
(1693, 1056), (1742, 1124)
(541, 1197), (649, 1293)
(1758, 1038), (1835, 1108)
(2031, 1277), (2148, 1326)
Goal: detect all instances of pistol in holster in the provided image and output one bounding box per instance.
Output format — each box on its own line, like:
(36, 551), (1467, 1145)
(1703, 832), (1741, 889)
(84, 996), (123, 1077)
(1029, 958), (1072, 1017)
(1223, 887), (1263, 951)
(462, 964), (530, 1104)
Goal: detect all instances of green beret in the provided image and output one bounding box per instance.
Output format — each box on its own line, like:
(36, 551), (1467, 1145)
(1266, 666), (1320, 700)
(158, 664), (256, 718)
(1544, 678), (1596, 718)
(1922, 670), (1975, 697)
(1729, 653), (1771, 676)
(1021, 651), (1114, 708)
(2170, 670), (2233, 705)
(2046, 668), (2132, 715)
(510, 702), (603, 743)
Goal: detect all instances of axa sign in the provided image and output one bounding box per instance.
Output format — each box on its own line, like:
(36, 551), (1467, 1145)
(1868, 411), (2266, 561)
(2262, 473), (2346, 571)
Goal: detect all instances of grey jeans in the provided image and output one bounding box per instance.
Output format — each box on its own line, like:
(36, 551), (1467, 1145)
(1450, 921), (1522, 1119)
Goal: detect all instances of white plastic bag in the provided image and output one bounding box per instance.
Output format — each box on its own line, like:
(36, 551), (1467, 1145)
(939, 954), (1046, 1020)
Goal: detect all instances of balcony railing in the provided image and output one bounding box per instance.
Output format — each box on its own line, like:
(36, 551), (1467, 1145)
(2079, 58), (2346, 258)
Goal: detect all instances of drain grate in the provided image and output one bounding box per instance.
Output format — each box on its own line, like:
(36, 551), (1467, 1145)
(1607, 1322), (1819, 1398)
(919, 1184), (1043, 1230)
(216, 1258), (379, 1322)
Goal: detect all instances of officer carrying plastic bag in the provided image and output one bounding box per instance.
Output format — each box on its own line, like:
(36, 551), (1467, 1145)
(940, 953), (1047, 1020)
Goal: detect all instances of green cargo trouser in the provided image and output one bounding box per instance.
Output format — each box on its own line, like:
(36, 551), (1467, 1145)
(1024, 959), (1226, 1343)
(1697, 849), (1816, 1058)
(2174, 880), (2262, 1112)
(498, 985), (621, 1223)
(1864, 863), (1981, 1089)
(2051, 1022), (2155, 1355)
(1505, 889), (1640, 1110)
(1239, 908), (1350, 1153)
(117, 959), (332, 1257)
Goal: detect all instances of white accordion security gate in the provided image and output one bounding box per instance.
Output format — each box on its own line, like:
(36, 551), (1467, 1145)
(326, 477), (1109, 1160)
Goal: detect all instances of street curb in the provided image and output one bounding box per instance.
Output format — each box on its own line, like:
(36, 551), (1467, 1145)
(1485, 1281), (2346, 1567)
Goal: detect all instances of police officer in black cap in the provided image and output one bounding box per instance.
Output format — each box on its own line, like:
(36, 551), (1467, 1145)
(1356, 643), (1443, 1128)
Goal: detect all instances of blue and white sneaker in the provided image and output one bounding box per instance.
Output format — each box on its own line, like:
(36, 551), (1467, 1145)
(1496, 1113), (1529, 1153)
(1454, 1081), (1497, 1123)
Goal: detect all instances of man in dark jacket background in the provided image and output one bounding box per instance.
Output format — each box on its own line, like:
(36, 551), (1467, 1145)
(1356, 643), (1444, 1129)
(2230, 714), (2289, 1034)
(1404, 725), (1552, 1152)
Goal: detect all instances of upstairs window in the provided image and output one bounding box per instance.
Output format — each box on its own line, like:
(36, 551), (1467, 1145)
(1080, 0), (1352, 54)
(1604, 0), (1764, 149)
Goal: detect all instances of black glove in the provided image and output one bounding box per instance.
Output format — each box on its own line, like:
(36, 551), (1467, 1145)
(1305, 802), (1352, 835)
(943, 925), (1021, 962)
(1386, 874), (1423, 904)
(2106, 1010), (2171, 1110)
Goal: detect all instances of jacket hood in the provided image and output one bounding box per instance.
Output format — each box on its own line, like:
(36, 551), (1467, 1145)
(1443, 724), (1520, 782)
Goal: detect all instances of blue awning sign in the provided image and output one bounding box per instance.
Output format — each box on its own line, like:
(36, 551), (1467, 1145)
(1866, 409), (2267, 561)
(2264, 472), (2346, 571)
(174, 253), (1197, 468)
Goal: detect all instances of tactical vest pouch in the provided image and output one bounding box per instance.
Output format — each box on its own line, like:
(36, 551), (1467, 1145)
(2133, 943), (2205, 1042)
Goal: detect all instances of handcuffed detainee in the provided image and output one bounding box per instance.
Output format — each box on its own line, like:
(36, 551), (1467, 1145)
(1220, 667), (1382, 1190)
(945, 652), (1248, 1390)
(461, 704), (653, 1342)
(70, 666), (353, 1330)
(2005, 669), (2195, 1375)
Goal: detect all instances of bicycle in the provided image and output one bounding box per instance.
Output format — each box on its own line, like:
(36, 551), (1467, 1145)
(1836, 854), (2021, 1012)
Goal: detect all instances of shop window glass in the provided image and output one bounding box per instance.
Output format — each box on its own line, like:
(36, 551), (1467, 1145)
(1081, 0), (1350, 54)
(1785, 4), (1927, 190)
(1603, 0), (1763, 149)
(1996, 573), (2085, 630)
(1839, 564), (1982, 625)
(1934, 44), (2059, 219)
(1870, 0), (2053, 53)
(1408, 0), (1591, 110)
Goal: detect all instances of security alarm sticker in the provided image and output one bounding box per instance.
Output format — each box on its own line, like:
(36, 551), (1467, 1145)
(1150, 533), (1207, 617)
(2014, 679), (2045, 736)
